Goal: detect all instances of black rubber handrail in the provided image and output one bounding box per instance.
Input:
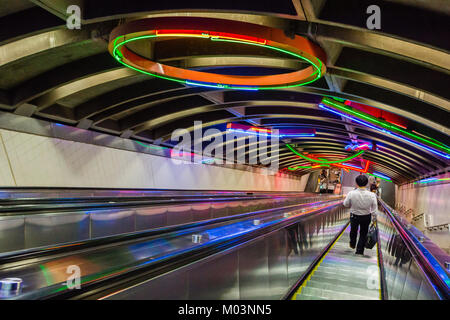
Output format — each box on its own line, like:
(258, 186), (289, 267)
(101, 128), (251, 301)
(0, 193), (269, 204)
(0, 195), (272, 216)
(0, 188), (308, 203)
(0, 186), (306, 192)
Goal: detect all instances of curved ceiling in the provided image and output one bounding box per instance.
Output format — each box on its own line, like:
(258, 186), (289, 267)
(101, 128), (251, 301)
(0, 0), (448, 185)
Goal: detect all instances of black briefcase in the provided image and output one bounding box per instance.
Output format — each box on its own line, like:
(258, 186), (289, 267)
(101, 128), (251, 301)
(365, 223), (377, 249)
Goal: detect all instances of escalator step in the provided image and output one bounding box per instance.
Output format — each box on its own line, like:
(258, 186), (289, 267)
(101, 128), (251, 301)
(300, 287), (378, 300)
(321, 255), (377, 266)
(306, 280), (379, 298)
(292, 226), (381, 301)
(309, 274), (371, 290)
(319, 263), (373, 274)
(295, 293), (328, 300)
(314, 268), (368, 280)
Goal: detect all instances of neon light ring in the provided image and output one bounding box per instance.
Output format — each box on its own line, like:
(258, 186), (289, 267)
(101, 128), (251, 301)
(108, 17), (327, 90)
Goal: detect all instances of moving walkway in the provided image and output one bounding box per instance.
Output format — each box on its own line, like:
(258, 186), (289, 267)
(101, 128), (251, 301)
(292, 225), (380, 300)
(288, 201), (449, 300)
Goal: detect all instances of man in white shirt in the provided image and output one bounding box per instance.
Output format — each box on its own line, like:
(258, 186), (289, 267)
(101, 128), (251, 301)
(343, 175), (378, 255)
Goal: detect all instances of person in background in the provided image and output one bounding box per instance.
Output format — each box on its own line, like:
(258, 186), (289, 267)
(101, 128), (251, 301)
(376, 178), (382, 198)
(343, 175), (378, 255)
(370, 183), (378, 193)
(319, 169), (328, 194)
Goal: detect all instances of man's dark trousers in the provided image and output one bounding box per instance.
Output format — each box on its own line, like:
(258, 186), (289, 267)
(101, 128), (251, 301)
(350, 213), (371, 254)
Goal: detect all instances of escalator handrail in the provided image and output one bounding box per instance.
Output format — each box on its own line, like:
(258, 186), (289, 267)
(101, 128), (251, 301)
(0, 193), (326, 216)
(0, 195), (275, 216)
(0, 193), (294, 204)
(0, 188), (315, 201)
(379, 200), (449, 300)
(0, 196), (340, 268)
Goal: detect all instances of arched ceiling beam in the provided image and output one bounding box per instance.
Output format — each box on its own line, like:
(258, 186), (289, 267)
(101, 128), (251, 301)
(165, 118), (441, 180)
(329, 67), (450, 112)
(187, 116), (446, 177)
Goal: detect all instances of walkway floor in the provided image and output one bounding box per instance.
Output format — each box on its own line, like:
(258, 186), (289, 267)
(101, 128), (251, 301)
(293, 225), (381, 300)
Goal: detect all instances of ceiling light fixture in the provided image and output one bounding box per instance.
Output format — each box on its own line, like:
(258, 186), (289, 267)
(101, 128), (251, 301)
(286, 144), (364, 164)
(109, 17), (327, 90)
(320, 98), (449, 159)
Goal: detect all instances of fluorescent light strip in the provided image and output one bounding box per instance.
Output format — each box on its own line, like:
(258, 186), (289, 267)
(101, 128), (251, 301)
(318, 104), (381, 131)
(384, 131), (450, 159)
(322, 98), (450, 153)
(367, 172), (392, 181)
(286, 144), (364, 164)
(373, 172), (391, 180)
(414, 177), (450, 184)
(319, 104), (450, 159)
(227, 128), (315, 138)
(341, 163), (364, 170)
(186, 80), (259, 91)
(280, 134), (316, 137)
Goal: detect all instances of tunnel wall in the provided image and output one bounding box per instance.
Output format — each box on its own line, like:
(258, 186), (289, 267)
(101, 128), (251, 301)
(341, 170), (360, 195)
(396, 176), (449, 254)
(396, 176), (449, 226)
(0, 117), (308, 191)
(396, 178), (450, 227)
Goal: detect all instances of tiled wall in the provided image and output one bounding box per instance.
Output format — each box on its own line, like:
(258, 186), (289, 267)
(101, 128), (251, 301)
(0, 128), (308, 191)
(0, 133), (15, 186)
(397, 177), (449, 226)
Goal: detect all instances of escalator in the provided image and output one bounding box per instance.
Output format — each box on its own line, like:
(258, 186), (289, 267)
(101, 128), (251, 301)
(291, 223), (381, 300)
(287, 201), (449, 300)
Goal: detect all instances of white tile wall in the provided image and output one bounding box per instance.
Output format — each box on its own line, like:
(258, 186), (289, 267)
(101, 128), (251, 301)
(0, 132), (15, 186)
(0, 129), (306, 191)
(397, 177), (450, 226)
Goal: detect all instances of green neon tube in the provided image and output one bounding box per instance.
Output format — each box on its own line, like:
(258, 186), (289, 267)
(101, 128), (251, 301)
(39, 265), (53, 286)
(112, 33), (323, 90)
(367, 173), (391, 182)
(322, 98), (450, 153)
(135, 140), (167, 150)
(286, 144), (364, 164)
(224, 39), (323, 79)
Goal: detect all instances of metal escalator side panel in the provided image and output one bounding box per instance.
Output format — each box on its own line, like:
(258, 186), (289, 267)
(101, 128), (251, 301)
(377, 201), (446, 300)
(291, 223), (348, 300)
